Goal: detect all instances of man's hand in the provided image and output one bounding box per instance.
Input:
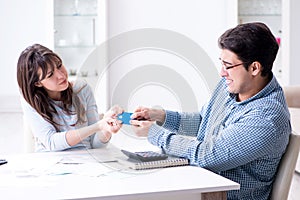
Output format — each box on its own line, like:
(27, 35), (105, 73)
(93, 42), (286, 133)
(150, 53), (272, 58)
(130, 119), (155, 137)
(131, 106), (166, 123)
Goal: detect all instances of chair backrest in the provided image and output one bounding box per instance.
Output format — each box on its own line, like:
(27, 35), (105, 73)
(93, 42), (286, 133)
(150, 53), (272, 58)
(23, 115), (35, 153)
(271, 131), (300, 200)
(283, 86), (300, 108)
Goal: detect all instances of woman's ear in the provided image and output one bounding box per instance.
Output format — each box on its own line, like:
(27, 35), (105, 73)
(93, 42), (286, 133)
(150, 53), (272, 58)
(34, 81), (43, 87)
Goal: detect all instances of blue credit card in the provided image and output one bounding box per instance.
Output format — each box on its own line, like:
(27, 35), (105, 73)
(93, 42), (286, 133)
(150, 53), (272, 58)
(117, 112), (133, 125)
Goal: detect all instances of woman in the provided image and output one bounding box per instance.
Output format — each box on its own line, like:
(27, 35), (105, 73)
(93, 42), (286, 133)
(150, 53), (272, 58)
(17, 44), (122, 152)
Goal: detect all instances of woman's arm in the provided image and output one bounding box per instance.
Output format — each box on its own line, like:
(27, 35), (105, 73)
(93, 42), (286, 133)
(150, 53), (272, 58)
(66, 117), (120, 146)
(21, 88), (121, 151)
(76, 82), (122, 148)
(21, 97), (70, 151)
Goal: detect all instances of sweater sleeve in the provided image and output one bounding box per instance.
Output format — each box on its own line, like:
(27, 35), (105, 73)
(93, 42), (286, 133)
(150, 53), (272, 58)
(20, 97), (70, 152)
(76, 81), (108, 148)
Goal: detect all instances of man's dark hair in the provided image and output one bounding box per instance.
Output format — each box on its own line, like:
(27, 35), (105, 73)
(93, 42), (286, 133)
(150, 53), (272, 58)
(218, 22), (279, 78)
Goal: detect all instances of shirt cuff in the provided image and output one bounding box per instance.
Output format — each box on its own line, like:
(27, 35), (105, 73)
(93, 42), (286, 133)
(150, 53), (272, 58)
(162, 110), (181, 132)
(59, 131), (71, 149)
(92, 132), (110, 148)
(148, 124), (166, 147)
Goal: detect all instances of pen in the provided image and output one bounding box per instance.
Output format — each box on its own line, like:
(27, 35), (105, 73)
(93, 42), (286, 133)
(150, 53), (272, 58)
(98, 160), (118, 163)
(0, 159), (7, 166)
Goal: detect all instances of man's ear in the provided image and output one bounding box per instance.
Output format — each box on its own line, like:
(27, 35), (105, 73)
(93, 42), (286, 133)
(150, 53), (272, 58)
(250, 61), (262, 76)
(34, 81), (43, 87)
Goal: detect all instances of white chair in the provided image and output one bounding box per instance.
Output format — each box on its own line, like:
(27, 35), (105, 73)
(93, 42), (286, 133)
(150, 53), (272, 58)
(271, 131), (300, 200)
(23, 115), (35, 153)
(283, 85), (300, 108)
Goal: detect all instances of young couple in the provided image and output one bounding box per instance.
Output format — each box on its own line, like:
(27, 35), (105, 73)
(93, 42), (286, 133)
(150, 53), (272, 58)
(17, 22), (290, 199)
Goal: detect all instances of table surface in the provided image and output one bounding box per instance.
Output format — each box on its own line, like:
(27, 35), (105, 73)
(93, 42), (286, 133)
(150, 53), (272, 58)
(0, 145), (239, 200)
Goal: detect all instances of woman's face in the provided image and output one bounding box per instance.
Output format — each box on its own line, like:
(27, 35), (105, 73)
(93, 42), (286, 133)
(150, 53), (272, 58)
(35, 62), (69, 100)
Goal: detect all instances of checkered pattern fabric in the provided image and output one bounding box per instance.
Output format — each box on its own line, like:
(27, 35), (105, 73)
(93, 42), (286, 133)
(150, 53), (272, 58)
(148, 76), (291, 199)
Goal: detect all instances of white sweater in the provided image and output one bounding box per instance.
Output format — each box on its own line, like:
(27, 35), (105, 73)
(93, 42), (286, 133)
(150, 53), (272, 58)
(21, 79), (106, 152)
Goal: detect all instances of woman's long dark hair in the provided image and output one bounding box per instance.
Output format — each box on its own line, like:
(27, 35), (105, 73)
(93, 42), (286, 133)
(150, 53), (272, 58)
(17, 44), (85, 129)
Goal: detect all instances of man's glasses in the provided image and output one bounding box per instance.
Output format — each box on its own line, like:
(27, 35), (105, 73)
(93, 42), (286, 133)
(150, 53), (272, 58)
(219, 58), (246, 70)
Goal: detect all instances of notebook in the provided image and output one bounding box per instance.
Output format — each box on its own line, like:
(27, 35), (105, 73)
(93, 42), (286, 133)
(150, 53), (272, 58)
(117, 156), (189, 170)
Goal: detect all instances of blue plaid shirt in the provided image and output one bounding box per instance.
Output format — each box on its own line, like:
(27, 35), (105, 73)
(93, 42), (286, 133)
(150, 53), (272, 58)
(148, 75), (291, 199)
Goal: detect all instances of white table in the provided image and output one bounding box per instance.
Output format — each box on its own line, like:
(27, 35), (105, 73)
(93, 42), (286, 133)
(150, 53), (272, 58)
(0, 145), (239, 200)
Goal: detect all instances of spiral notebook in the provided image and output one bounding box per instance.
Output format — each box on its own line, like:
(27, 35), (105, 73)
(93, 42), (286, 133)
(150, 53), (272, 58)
(118, 157), (189, 170)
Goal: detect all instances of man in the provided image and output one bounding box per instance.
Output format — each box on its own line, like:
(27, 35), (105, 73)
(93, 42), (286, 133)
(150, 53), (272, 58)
(130, 22), (291, 199)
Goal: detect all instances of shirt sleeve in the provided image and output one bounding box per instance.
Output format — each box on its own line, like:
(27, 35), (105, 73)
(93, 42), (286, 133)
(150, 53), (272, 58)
(195, 108), (290, 172)
(148, 106), (290, 173)
(162, 110), (202, 137)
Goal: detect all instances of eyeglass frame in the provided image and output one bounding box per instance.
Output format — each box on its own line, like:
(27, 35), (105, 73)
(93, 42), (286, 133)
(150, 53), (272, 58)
(219, 58), (249, 70)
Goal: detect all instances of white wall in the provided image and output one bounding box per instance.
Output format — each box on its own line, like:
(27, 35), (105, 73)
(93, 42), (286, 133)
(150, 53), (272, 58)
(282, 0), (300, 86)
(102, 0), (238, 113)
(0, 0), (53, 111)
(1, 0), (299, 113)
(96, 0), (238, 150)
(107, 0), (237, 69)
(78, 0), (238, 114)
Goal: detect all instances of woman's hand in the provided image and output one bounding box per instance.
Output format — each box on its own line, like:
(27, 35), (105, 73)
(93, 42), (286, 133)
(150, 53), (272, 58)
(97, 116), (122, 143)
(103, 105), (124, 119)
